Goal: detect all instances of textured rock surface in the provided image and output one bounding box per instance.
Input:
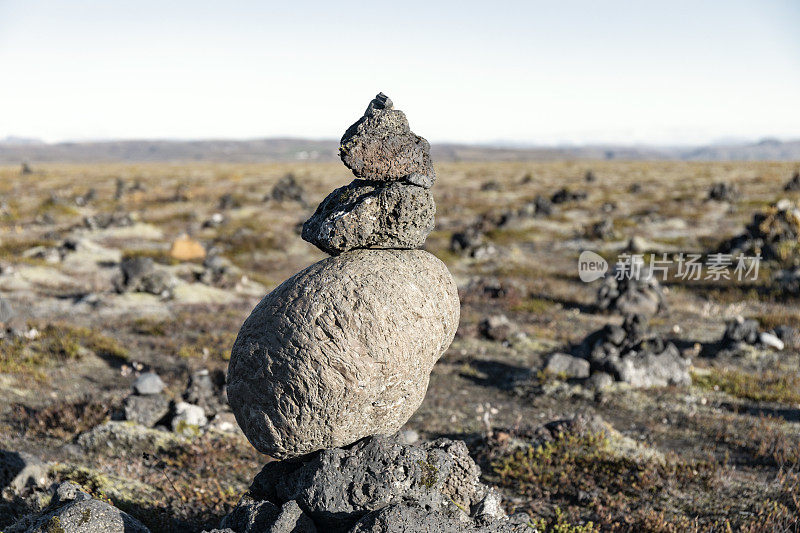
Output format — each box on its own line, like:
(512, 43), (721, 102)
(302, 180), (435, 255)
(596, 267), (665, 318)
(124, 394), (170, 427)
(576, 314), (691, 387)
(339, 93), (435, 186)
(7, 481), (150, 533)
(228, 249), (459, 458)
(218, 435), (519, 533)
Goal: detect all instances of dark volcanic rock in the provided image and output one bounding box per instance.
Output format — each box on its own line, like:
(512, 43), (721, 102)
(575, 314), (690, 387)
(718, 199), (800, 265)
(551, 188), (587, 204)
(270, 174), (307, 205)
(220, 434), (512, 533)
(597, 265), (665, 317)
(707, 182), (739, 202)
(302, 180), (434, 255)
(339, 93), (435, 187)
(783, 171), (800, 192)
(124, 394), (170, 427)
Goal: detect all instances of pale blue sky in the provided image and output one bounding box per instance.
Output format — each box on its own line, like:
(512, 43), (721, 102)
(0, 0), (798, 145)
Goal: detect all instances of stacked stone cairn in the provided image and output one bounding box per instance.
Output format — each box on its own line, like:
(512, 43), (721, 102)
(221, 94), (530, 532)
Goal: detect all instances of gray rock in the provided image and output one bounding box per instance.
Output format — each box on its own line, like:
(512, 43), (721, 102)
(397, 429), (419, 445)
(597, 266), (665, 318)
(132, 372), (166, 395)
(707, 182), (739, 202)
(350, 503), (530, 533)
(478, 315), (515, 343)
(301, 180), (435, 256)
(722, 316), (760, 345)
(123, 394), (170, 427)
(248, 435), (498, 533)
(7, 481), (149, 533)
(0, 450), (48, 493)
(784, 171), (800, 192)
(220, 497), (315, 533)
(270, 174), (307, 205)
(545, 353), (591, 379)
(113, 257), (175, 296)
(172, 402), (207, 434)
(586, 372), (614, 391)
(339, 93), (435, 186)
(228, 249), (459, 458)
(184, 368), (225, 417)
(577, 314), (690, 388)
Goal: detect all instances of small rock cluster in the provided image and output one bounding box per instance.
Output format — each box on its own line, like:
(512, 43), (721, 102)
(716, 315), (786, 353)
(707, 181), (739, 202)
(719, 199), (800, 265)
(564, 313), (691, 388)
(783, 171), (800, 192)
(113, 256), (177, 297)
(596, 263), (666, 318)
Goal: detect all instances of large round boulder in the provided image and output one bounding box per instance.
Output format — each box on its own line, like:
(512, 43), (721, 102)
(227, 249), (459, 458)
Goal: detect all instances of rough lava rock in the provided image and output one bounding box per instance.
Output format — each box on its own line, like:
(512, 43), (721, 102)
(597, 265), (665, 318)
(575, 314), (690, 387)
(227, 249), (459, 458)
(302, 180), (435, 255)
(339, 93), (435, 187)
(218, 434), (526, 533)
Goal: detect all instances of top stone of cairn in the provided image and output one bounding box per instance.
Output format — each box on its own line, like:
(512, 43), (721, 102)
(339, 92), (435, 188)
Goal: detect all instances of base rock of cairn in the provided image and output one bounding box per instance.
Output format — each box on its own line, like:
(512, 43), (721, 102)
(210, 434), (530, 533)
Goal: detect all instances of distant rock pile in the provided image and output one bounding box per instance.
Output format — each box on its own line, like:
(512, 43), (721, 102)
(571, 313), (691, 388)
(783, 171), (800, 192)
(596, 261), (666, 318)
(720, 199), (800, 265)
(707, 181), (738, 202)
(715, 315), (785, 353)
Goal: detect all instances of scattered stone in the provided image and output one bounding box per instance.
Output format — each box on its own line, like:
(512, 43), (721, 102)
(519, 195), (553, 217)
(20, 162), (32, 175)
(480, 180), (501, 191)
(551, 188), (587, 204)
(783, 171), (800, 192)
(574, 314), (691, 387)
(596, 263), (665, 317)
(626, 235), (648, 253)
(228, 249), (459, 458)
(270, 174), (307, 205)
(184, 368), (225, 417)
(7, 481), (150, 533)
(113, 257), (176, 297)
(774, 267), (800, 295)
(199, 255), (242, 287)
(132, 371), (166, 395)
(544, 352), (591, 379)
(219, 193), (241, 210)
(73, 188), (96, 207)
(718, 315), (785, 352)
(586, 371), (614, 391)
(170, 235), (206, 261)
(479, 315), (516, 343)
(707, 182), (739, 202)
(302, 180), (435, 255)
(586, 218), (615, 240)
(722, 316), (760, 345)
(83, 212), (135, 230)
(585, 170), (596, 182)
(202, 212), (226, 229)
(124, 395), (170, 427)
(172, 402), (208, 435)
(339, 93), (435, 187)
